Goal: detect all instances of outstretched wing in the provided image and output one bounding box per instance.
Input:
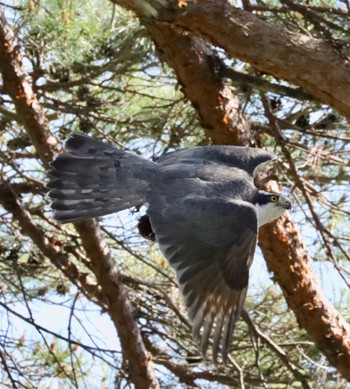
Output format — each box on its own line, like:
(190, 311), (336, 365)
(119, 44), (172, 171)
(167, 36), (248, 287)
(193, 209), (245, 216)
(148, 196), (257, 362)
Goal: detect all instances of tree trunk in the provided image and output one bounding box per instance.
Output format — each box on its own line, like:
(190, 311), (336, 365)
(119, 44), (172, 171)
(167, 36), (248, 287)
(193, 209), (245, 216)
(113, 0), (350, 380)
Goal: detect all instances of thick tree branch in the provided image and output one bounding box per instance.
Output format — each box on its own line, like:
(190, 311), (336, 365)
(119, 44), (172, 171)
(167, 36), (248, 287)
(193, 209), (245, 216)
(113, 1), (350, 380)
(0, 178), (105, 304)
(0, 12), (159, 388)
(111, 0), (254, 145)
(257, 97), (350, 379)
(0, 11), (58, 168)
(131, 0), (350, 120)
(144, 23), (253, 145)
(259, 207), (350, 380)
(75, 221), (160, 389)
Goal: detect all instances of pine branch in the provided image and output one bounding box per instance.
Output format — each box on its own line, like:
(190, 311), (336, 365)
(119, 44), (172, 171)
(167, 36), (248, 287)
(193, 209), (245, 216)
(0, 12), (160, 388)
(114, 0), (350, 120)
(0, 177), (104, 304)
(113, 1), (350, 381)
(75, 221), (160, 388)
(0, 10), (58, 168)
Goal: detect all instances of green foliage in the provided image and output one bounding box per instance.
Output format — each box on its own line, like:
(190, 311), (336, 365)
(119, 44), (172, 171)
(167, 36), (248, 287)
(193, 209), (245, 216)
(23, 0), (115, 64)
(0, 0), (349, 388)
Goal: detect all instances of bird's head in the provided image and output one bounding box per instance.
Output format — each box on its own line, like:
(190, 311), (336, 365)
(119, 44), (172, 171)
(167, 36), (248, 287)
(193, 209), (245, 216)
(254, 191), (292, 227)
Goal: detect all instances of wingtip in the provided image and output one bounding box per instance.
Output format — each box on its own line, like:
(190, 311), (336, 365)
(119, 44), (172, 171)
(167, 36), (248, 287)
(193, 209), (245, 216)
(64, 132), (88, 150)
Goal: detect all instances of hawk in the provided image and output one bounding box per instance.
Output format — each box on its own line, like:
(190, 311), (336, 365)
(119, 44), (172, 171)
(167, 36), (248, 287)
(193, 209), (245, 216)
(48, 133), (291, 362)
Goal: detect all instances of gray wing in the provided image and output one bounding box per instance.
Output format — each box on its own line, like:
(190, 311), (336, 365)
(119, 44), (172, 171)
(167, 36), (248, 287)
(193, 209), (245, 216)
(158, 145), (276, 177)
(148, 196), (257, 362)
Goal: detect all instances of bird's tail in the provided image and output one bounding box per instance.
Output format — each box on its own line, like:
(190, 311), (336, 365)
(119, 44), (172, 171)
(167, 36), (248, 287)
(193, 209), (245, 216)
(47, 133), (156, 223)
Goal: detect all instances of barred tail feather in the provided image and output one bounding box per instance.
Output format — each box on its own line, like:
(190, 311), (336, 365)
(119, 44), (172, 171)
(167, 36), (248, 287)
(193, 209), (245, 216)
(47, 133), (156, 223)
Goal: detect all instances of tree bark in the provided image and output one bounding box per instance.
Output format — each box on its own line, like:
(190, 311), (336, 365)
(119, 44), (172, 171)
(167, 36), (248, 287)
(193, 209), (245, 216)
(155, 0), (350, 121)
(115, 0), (350, 121)
(0, 11), (160, 388)
(75, 221), (160, 389)
(0, 12), (58, 168)
(113, 0), (350, 380)
(259, 211), (350, 380)
(0, 178), (105, 304)
(145, 23), (253, 145)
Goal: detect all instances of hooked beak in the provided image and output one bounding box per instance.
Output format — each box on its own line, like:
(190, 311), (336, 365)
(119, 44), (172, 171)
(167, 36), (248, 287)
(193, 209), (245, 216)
(280, 196), (292, 211)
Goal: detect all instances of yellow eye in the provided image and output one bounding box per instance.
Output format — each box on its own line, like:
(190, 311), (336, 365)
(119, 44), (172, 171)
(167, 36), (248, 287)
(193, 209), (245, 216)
(270, 195), (279, 202)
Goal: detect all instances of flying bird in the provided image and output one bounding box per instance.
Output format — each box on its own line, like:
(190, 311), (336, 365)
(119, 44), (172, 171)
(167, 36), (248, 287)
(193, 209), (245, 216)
(47, 133), (291, 362)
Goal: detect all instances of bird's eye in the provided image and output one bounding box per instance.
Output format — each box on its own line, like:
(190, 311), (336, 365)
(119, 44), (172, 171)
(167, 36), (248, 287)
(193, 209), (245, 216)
(270, 195), (279, 202)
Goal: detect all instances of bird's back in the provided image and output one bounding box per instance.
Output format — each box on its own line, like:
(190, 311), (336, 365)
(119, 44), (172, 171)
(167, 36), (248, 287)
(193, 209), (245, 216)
(158, 145), (275, 176)
(149, 145), (275, 205)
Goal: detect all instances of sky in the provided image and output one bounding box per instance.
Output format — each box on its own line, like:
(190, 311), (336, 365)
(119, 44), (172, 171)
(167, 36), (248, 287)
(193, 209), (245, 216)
(2, 215), (349, 388)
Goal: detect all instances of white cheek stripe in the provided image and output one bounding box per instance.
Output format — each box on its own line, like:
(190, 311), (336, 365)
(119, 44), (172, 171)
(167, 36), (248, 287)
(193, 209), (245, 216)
(255, 203), (286, 227)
